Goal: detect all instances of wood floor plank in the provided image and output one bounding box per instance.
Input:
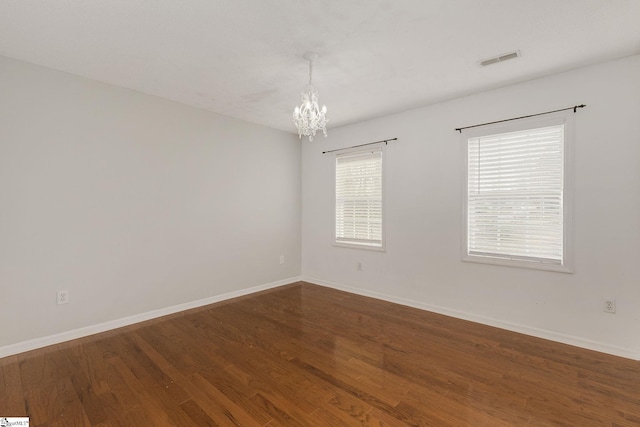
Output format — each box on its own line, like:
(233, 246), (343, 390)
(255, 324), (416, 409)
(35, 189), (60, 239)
(186, 373), (266, 427)
(364, 406), (413, 426)
(2, 282), (639, 426)
(52, 376), (92, 427)
(18, 351), (57, 392)
(0, 355), (27, 415)
(23, 382), (64, 427)
(106, 356), (190, 426)
(131, 326), (269, 426)
(133, 323), (277, 424)
(179, 399), (219, 427)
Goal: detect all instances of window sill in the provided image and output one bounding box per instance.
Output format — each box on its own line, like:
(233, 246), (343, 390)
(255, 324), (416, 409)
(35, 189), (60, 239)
(462, 254), (573, 273)
(334, 241), (386, 252)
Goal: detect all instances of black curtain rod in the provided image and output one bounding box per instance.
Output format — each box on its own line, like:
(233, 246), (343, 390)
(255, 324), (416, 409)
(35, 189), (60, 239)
(322, 138), (398, 154)
(455, 104), (586, 133)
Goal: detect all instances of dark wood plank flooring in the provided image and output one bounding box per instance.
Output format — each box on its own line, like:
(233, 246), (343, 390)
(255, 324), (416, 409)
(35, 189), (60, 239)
(1, 282), (639, 426)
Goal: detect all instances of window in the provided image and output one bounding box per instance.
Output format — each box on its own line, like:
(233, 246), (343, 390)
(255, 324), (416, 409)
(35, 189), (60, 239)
(463, 113), (573, 272)
(335, 145), (385, 250)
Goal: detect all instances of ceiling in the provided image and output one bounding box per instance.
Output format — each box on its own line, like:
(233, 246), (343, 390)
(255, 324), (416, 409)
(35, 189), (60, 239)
(1, 1), (639, 134)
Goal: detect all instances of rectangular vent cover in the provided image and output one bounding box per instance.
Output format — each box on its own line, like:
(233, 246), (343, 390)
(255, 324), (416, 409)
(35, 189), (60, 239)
(480, 50), (521, 67)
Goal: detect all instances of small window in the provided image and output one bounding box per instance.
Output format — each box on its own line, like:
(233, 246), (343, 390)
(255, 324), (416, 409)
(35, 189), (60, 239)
(335, 145), (385, 250)
(463, 113), (573, 272)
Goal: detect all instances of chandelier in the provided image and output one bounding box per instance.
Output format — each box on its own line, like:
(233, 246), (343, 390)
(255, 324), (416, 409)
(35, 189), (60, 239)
(293, 53), (328, 141)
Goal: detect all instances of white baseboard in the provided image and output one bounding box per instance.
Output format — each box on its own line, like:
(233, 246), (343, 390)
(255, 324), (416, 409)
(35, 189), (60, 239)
(0, 276), (301, 358)
(303, 276), (640, 361)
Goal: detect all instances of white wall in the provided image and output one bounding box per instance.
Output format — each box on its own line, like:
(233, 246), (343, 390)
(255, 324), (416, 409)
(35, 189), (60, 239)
(302, 55), (640, 359)
(0, 56), (301, 352)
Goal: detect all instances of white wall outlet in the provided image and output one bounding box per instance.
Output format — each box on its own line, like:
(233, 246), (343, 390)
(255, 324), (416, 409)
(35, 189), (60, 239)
(279, 255), (284, 264)
(357, 262), (363, 271)
(603, 299), (616, 313)
(57, 290), (69, 305)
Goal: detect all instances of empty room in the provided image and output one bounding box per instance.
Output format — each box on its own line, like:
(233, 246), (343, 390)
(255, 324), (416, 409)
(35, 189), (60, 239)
(1, 1), (639, 425)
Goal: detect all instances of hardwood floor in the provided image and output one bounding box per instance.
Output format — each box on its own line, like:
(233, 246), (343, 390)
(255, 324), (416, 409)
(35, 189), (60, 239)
(1, 282), (639, 426)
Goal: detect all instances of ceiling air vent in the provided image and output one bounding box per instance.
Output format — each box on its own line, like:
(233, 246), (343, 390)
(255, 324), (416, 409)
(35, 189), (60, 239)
(479, 50), (521, 67)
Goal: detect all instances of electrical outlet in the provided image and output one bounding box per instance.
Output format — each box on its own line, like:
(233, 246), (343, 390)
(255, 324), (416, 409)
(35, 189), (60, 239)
(357, 262), (363, 271)
(603, 299), (616, 314)
(279, 255), (285, 264)
(57, 290), (69, 305)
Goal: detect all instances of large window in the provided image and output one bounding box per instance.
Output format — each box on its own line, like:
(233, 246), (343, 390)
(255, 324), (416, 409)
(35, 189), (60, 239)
(463, 113), (573, 272)
(335, 145), (385, 250)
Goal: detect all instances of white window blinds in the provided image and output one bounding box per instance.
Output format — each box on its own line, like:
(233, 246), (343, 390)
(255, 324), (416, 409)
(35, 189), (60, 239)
(335, 148), (383, 248)
(467, 124), (564, 264)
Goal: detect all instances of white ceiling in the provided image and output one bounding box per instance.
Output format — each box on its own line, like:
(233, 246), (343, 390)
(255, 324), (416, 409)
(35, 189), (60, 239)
(1, 1), (639, 133)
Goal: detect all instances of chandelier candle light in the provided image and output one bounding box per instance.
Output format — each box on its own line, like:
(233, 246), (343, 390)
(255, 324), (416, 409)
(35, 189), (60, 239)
(293, 53), (328, 141)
